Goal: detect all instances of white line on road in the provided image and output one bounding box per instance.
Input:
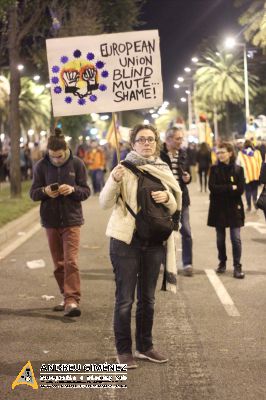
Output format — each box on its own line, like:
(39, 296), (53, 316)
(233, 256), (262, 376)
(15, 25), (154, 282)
(244, 221), (266, 234)
(0, 223), (41, 260)
(205, 269), (240, 317)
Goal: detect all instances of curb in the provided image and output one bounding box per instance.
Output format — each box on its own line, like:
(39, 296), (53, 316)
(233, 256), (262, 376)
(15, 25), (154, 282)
(0, 206), (40, 246)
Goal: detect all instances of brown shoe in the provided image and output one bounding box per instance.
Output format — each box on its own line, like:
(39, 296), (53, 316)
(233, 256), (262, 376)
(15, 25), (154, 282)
(135, 348), (168, 363)
(116, 353), (138, 369)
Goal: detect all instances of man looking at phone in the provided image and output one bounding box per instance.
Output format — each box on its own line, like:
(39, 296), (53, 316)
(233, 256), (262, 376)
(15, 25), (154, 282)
(161, 127), (193, 276)
(30, 128), (90, 316)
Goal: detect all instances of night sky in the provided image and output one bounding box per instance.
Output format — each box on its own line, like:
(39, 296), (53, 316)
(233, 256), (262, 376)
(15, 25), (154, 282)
(139, 0), (244, 103)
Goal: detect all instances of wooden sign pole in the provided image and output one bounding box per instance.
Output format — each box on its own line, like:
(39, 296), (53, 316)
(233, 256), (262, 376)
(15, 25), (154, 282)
(112, 112), (126, 215)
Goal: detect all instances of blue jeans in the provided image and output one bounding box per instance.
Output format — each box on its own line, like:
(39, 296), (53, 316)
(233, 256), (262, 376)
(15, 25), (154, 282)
(180, 206), (193, 267)
(216, 227), (242, 266)
(110, 237), (165, 355)
(91, 169), (104, 193)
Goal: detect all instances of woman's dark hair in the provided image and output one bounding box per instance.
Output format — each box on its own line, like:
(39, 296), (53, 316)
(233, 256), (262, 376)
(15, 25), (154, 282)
(244, 139), (255, 150)
(198, 142), (210, 154)
(218, 142), (236, 163)
(47, 128), (67, 151)
(129, 124), (161, 155)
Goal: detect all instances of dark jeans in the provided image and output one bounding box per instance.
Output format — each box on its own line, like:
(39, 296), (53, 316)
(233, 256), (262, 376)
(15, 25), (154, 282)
(198, 168), (209, 191)
(245, 181), (259, 209)
(215, 227), (242, 267)
(91, 169), (104, 193)
(110, 237), (165, 355)
(180, 206), (193, 267)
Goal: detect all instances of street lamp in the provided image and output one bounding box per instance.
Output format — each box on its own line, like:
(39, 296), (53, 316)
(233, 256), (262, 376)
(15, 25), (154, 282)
(175, 84), (193, 129)
(225, 37), (250, 129)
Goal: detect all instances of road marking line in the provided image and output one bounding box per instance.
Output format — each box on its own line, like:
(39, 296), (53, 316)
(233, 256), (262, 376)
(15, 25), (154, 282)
(205, 269), (240, 317)
(245, 221), (266, 234)
(0, 223), (41, 260)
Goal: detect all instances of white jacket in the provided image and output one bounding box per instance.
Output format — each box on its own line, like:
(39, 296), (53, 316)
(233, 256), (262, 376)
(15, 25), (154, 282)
(99, 163), (182, 293)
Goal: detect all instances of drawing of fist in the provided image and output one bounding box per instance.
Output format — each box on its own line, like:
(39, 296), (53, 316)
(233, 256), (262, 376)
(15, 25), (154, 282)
(63, 70), (79, 94)
(82, 68), (97, 84)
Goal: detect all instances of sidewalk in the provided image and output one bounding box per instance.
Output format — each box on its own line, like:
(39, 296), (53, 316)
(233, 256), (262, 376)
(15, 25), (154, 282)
(0, 206), (40, 249)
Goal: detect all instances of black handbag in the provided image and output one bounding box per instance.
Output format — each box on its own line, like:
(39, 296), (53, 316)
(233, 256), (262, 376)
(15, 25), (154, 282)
(256, 185), (266, 211)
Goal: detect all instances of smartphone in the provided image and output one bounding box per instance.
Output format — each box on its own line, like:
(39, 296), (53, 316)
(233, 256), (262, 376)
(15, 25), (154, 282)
(50, 183), (59, 191)
(179, 167), (187, 176)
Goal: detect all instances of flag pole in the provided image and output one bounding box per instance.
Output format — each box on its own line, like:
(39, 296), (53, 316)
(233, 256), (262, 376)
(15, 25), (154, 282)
(53, 117), (59, 130)
(112, 112), (127, 215)
(112, 112), (120, 162)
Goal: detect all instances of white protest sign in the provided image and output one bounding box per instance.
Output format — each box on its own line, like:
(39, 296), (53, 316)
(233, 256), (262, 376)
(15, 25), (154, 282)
(46, 30), (163, 117)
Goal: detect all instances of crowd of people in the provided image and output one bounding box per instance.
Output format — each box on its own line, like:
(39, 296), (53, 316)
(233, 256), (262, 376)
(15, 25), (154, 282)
(28, 124), (265, 369)
(0, 142), (43, 182)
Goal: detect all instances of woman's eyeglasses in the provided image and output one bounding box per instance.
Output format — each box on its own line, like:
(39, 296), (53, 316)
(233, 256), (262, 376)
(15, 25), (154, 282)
(135, 137), (156, 144)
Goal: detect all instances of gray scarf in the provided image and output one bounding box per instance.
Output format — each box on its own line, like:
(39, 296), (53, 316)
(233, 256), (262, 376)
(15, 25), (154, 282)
(125, 151), (170, 172)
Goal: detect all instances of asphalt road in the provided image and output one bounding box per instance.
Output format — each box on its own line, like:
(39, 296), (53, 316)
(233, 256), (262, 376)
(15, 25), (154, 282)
(0, 181), (265, 400)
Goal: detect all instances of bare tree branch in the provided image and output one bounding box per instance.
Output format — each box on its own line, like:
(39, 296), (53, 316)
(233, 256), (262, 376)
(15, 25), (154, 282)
(16, 1), (47, 45)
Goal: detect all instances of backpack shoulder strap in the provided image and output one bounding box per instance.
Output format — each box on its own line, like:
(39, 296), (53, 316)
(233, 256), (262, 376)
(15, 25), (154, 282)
(121, 160), (141, 177)
(122, 160), (162, 184)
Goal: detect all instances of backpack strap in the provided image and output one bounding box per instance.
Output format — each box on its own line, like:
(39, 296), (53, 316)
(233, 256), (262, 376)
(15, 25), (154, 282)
(121, 160), (141, 177)
(117, 161), (138, 218)
(121, 160), (163, 185)
(123, 201), (137, 218)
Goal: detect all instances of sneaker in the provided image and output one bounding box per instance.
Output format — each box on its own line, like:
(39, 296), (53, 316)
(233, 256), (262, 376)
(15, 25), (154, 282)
(216, 263), (226, 274)
(135, 348), (168, 363)
(53, 300), (64, 312)
(116, 353), (138, 369)
(64, 303), (81, 317)
(183, 265), (193, 277)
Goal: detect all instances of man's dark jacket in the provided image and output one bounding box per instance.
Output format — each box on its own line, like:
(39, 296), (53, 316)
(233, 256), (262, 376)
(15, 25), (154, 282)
(160, 143), (191, 208)
(30, 151), (90, 228)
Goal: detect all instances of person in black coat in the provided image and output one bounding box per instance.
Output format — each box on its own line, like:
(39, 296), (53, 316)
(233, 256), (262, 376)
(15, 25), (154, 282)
(259, 155), (266, 219)
(196, 142), (212, 192)
(207, 142), (245, 279)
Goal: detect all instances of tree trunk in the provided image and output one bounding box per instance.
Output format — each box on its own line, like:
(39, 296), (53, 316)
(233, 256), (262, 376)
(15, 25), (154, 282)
(8, 5), (22, 197)
(225, 103), (231, 140)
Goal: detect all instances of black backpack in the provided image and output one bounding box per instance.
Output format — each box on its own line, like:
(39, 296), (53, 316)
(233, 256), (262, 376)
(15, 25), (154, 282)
(121, 161), (176, 243)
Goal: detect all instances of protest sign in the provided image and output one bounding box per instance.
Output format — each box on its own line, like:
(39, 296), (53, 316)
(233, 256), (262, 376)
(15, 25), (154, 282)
(46, 30), (163, 117)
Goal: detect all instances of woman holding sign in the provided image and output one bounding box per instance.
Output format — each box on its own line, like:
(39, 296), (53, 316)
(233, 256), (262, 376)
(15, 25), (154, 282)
(99, 124), (182, 368)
